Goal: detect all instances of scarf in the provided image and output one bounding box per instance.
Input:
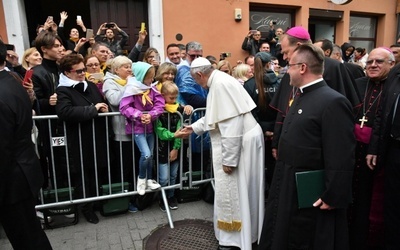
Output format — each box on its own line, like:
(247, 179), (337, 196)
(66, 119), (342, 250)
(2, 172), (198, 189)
(153, 81), (162, 92)
(100, 63), (107, 72)
(57, 73), (88, 91)
(164, 103), (179, 113)
(122, 77), (153, 106)
(114, 78), (127, 86)
(70, 37), (79, 43)
(141, 90), (153, 106)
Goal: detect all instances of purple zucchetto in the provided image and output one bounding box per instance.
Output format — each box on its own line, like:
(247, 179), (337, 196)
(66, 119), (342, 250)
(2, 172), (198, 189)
(286, 26), (311, 40)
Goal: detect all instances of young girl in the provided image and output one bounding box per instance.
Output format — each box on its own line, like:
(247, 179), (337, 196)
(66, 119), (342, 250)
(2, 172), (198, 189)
(119, 62), (165, 195)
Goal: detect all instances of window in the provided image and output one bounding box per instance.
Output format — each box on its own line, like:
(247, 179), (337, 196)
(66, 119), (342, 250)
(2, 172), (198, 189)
(349, 15), (377, 53)
(250, 4), (296, 37)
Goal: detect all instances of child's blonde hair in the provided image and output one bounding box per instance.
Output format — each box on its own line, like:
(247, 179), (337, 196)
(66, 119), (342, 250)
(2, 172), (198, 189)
(161, 81), (179, 95)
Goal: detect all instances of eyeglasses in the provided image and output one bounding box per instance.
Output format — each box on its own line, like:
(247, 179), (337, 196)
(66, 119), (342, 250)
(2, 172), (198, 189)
(86, 63), (100, 67)
(69, 68), (87, 74)
(187, 53), (202, 59)
(366, 59), (391, 66)
(287, 62), (304, 68)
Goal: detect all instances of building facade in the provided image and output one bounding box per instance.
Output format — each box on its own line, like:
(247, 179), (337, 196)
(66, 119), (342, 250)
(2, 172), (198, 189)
(0, 0), (399, 65)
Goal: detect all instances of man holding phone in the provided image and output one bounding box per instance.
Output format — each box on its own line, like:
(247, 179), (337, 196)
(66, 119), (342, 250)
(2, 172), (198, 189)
(241, 29), (263, 56)
(4, 44), (26, 77)
(268, 21), (284, 60)
(95, 22), (129, 56)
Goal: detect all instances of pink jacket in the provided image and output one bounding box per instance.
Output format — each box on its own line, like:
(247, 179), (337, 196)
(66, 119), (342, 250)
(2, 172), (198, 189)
(119, 87), (165, 134)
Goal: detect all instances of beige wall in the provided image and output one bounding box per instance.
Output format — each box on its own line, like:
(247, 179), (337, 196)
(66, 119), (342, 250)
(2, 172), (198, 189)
(163, 0), (398, 66)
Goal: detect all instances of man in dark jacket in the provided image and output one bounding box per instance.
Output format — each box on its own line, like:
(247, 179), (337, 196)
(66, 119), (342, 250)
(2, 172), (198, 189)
(242, 30), (263, 56)
(0, 40), (52, 250)
(32, 31), (65, 188)
(95, 22), (129, 56)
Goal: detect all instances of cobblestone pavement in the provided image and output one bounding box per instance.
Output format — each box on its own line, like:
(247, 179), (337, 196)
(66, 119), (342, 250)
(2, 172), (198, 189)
(0, 200), (214, 250)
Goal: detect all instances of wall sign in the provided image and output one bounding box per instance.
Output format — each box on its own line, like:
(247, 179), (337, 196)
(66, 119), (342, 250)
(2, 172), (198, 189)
(250, 11), (292, 32)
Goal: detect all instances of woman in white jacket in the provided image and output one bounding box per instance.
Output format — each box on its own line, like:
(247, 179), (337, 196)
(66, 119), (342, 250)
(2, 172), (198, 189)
(102, 55), (139, 211)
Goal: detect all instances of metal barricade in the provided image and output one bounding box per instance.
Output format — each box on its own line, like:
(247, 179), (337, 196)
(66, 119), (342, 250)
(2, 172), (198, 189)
(33, 109), (214, 228)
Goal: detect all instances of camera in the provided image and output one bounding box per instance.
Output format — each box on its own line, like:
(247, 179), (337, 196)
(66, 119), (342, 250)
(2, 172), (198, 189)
(105, 23), (114, 29)
(220, 52), (231, 60)
(272, 21), (277, 25)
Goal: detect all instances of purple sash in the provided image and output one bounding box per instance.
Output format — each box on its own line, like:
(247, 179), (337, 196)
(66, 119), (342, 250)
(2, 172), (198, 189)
(354, 123), (372, 144)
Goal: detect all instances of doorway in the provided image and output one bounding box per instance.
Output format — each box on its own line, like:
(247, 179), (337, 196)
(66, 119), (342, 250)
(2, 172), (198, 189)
(24, 0), (148, 54)
(308, 19), (336, 43)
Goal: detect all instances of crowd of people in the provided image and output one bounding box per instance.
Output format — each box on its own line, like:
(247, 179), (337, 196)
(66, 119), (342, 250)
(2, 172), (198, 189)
(2, 9), (400, 250)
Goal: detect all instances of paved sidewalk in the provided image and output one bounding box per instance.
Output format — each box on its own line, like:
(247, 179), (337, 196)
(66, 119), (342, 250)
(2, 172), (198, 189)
(0, 200), (214, 250)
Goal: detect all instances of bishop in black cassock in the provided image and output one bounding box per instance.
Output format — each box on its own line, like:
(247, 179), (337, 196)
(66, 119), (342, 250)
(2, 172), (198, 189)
(259, 44), (355, 250)
(270, 56), (360, 152)
(348, 47), (395, 249)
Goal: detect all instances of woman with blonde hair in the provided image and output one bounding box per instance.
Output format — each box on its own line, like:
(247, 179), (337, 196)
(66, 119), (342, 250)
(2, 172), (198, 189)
(143, 47), (160, 71)
(153, 62), (177, 91)
(217, 60), (232, 75)
(233, 63), (253, 85)
(22, 47), (42, 69)
(102, 55), (140, 211)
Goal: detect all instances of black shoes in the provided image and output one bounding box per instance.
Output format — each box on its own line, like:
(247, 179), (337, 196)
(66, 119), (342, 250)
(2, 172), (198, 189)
(83, 210), (99, 224)
(168, 197), (178, 210)
(159, 197), (179, 212)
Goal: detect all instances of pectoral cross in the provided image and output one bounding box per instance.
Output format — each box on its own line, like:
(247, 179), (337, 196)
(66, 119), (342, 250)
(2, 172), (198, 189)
(359, 116), (368, 128)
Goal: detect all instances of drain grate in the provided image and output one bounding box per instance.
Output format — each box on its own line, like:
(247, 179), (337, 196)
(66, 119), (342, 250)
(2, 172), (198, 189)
(144, 219), (218, 250)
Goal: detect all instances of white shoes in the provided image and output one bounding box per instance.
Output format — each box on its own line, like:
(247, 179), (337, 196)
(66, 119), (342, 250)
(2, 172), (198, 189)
(147, 179), (161, 190)
(137, 178), (161, 195)
(137, 178), (147, 195)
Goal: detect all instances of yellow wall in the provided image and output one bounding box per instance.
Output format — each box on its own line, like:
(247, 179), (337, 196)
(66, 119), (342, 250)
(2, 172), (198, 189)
(163, 0), (398, 65)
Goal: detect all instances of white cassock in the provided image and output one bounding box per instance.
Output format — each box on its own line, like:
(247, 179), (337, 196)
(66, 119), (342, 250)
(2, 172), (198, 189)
(191, 70), (265, 249)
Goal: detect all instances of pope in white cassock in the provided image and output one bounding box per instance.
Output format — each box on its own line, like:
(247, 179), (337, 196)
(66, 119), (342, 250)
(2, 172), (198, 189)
(182, 57), (265, 250)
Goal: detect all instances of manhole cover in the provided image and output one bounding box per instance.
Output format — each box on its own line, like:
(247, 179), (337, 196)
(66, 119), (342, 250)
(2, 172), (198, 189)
(143, 219), (218, 250)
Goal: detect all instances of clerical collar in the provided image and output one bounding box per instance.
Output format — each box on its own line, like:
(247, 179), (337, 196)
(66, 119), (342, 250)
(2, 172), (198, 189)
(369, 77), (387, 84)
(299, 78), (323, 93)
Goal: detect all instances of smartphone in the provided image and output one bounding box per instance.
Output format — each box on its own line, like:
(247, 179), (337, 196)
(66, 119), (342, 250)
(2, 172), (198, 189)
(90, 73), (103, 80)
(86, 29), (94, 40)
(105, 23), (114, 29)
(5, 44), (15, 51)
(77, 15), (82, 21)
(23, 69), (34, 84)
(250, 30), (257, 34)
(140, 22), (146, 32)
(47, 16), (53, 21)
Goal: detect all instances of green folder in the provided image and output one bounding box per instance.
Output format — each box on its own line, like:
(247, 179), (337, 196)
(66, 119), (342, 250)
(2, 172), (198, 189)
(295, 170), (325, 209)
